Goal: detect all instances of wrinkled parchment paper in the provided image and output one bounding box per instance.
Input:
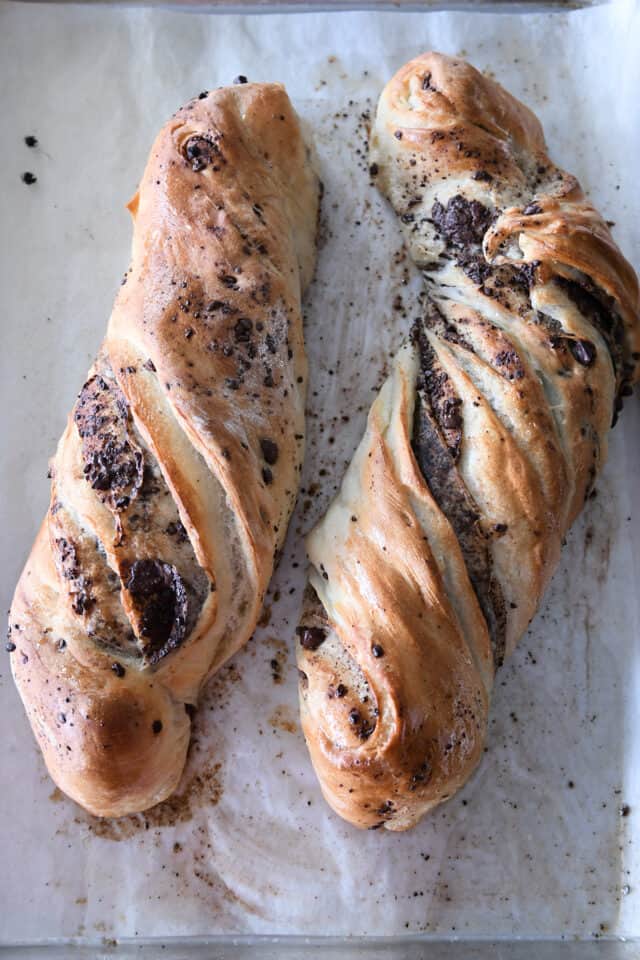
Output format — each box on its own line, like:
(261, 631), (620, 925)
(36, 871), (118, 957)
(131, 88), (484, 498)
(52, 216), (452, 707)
(1, 0), (639, 942)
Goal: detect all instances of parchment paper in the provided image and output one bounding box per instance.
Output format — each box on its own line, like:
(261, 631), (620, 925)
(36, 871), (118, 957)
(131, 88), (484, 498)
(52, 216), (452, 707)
(1, 0), (639, 942)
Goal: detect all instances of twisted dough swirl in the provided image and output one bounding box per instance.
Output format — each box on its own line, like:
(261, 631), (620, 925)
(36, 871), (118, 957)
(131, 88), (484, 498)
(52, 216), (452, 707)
(9, 83), (318, 817)
(297, 53), (639, 831)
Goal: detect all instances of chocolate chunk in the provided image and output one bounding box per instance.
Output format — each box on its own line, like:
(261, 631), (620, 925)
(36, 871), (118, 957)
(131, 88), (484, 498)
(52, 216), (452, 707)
(262, 466), (273, 485)
(369, 163), (379, 177)
(21, 171), (37, 185)
(125, 559), (188, 664)
(348, 709), (361, 725)
(24, 135), (38, 148)
(523, 202), (543, 215)
(152, 720), (163, 734)
(260, 437), (279, 465)
(371, 644), (385, 658)
(5, 642), (16, 653)
(183, 135), (223, 172)
(234, 317), (253, 342)
(431, 195), (494, 247)
(296, 626), (326, 650)
(111, 662), (125, 677)
(233, 75), (248, 84)
(568, 338), (597, 367)
(142, 358), (156, 372)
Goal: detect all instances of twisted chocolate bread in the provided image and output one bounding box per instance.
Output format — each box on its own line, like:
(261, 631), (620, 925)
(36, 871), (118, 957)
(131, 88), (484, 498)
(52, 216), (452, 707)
(9, 82), (319, 817)
(297, 53), (639, 831)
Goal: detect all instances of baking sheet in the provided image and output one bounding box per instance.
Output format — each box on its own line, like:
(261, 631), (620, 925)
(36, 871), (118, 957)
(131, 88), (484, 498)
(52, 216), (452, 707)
(1, 0), (639, 943)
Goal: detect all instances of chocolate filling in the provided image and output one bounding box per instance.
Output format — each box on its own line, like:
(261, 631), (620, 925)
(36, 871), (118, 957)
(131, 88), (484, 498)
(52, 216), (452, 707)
(125, 559), (188, 664)
(54, 536), (95, 616)
(74, 373), (144, 514)
(555, 276), (623, 377)
(431, 195), (495, 248)
(411, 320), (507, 667)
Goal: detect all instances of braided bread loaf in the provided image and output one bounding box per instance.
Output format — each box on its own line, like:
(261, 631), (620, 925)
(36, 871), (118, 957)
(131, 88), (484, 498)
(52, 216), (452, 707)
(296, 53), (639, 831)
(9, 82), (319, 817)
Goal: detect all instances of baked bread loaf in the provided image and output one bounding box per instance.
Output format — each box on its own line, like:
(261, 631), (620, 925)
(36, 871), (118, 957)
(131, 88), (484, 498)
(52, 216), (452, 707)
(296, 53), (639, 831)
(9, 82), (319, 817)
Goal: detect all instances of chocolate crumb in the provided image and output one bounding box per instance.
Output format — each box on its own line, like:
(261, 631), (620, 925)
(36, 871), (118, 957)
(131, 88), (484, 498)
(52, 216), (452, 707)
(21, 172), (37, 185)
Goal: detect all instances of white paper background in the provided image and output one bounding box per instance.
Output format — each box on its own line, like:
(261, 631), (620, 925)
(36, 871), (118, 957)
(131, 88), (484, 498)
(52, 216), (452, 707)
(0, 0), (639, 943)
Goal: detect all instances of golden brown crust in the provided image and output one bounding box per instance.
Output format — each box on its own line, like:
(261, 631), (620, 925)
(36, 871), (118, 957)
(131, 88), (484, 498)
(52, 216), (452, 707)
(299, 347), (492, 830)
(297, 53), (639, 831)
(9, 83), (318, 817)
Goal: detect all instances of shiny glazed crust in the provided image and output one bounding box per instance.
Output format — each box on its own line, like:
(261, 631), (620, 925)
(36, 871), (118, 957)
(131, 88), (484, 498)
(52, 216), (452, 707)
(9, 83), (319, 817)
(296, 53), (639, 831)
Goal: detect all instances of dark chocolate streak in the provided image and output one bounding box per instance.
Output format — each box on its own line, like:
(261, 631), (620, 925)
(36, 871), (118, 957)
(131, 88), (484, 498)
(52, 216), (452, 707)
(411, 319), (507, 667)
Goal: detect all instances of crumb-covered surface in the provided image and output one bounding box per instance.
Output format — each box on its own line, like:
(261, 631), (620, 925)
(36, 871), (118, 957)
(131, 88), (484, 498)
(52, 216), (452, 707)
(0, 0), (639, 942)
